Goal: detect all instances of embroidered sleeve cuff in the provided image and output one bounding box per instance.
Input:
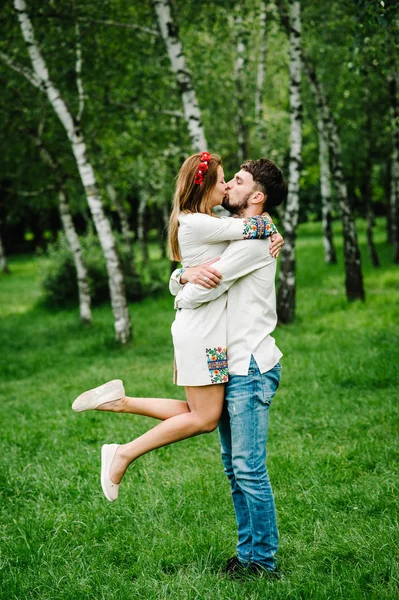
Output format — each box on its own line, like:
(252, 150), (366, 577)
(171, 268), (186, 286)
(242, 216), (277, 239)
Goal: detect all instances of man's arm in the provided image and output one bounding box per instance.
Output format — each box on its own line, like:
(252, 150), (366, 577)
(169, 258), (222, 296)
(169, 231), (284, 296)
(175, 239), (275, 309)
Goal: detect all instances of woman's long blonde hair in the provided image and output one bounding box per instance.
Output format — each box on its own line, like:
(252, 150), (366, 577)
(168, 153), (222, 261)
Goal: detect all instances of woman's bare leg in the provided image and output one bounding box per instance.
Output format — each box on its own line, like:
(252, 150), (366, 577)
(96, 396), (190, 420)
(109, 384), (225, 484)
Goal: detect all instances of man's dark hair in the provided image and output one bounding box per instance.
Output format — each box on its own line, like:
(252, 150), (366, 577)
(241, 158), (288, 207)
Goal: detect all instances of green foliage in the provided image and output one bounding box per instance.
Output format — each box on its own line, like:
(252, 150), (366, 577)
(1, 0), (398, 254)
(40, 231), (163, 307)
(40, 235), (80, 306)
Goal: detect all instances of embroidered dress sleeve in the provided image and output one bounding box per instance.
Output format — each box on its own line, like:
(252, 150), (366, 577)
(169, 268), (185, 296)
(175, 239), (275, 309)
(185, 213), (277, 244)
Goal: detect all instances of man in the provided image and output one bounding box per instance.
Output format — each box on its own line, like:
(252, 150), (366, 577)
(169, 158), (287, 578)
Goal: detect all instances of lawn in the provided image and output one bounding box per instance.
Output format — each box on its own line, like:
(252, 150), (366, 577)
(0, 219), (398, 599)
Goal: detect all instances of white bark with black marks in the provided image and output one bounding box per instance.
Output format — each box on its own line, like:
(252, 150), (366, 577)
(386, 162), (393, 243)
(234, 13), (247, 162)
(366, 205), (380, 268)
(328, 119), (365, 299)
(32, 135), (92, 323)
(362, 84), (380, 268)
(137, 192), (149, 263)
(389, 69), (399, 263)
(152, 0), (207, 152)
(276, 0), (363, 300)
(255, 1), (268, 151)
(75, 21), (85, 123)
(106, 184), (135, 263)
(160, 201), (169, 258)
(317, 113), (337, 264)
(11, 0), (131, 342)
(0, 232), (10, 274)
(305, 61), (365, 301)
(277, 0), (303, 324)
(58, 189), (92, 323)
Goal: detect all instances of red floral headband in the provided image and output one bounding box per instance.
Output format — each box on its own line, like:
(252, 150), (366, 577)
(194, 152), (212, 185)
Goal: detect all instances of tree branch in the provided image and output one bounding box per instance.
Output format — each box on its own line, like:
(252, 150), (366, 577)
(75, 20), (85, 122)
(6, 184), (56, 196)
(37, 102), (47, 138)
(18, 124), (69, 186)
(24, 128), (67, 181)
(0, 51), (42, 89)
(82, 17), (158, 36)
(41, 13), (159, 36)
(106, 98), (184, 118)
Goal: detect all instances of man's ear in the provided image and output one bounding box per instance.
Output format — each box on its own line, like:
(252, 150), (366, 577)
(251, 191), (265, 206)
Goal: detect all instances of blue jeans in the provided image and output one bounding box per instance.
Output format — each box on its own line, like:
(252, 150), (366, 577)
(218, 356), (281, 570)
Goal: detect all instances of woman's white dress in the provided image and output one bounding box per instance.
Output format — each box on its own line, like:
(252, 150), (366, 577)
(171, 212), (276, 386)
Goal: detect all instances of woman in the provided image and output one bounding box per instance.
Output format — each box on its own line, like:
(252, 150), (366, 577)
(72, 152), (282, 502)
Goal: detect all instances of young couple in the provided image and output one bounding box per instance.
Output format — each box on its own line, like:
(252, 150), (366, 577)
(72, 152), (287, 578)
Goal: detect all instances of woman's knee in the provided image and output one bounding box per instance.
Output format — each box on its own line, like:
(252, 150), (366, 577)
(202, 418), (219, 433)
(192, 414), (219, 434)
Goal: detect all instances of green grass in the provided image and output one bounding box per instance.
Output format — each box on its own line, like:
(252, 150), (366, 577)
(0, 219), (398, 599)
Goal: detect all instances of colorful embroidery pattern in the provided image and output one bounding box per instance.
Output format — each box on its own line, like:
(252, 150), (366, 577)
(206, 347), (229, 384)
(242, 216), (277, 239)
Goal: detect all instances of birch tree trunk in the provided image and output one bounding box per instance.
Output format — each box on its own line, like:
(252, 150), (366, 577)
(328, 119), (365, 299)
(106, 183), (135, 262)
(0, 232), (10, 274)
(137, 192), (149, 264)
(305, 62), (365, 301)
(152, 0), (207, 152)
(365, 196), (380, 268)
(362, 96), (380, 268)
(386, 161), (393, 243)
(58, 189), (92, 323)
(317, 113), (337, 264)
(276, 0), (364, 300)
(277, 0), (303, 324)
(234, 14), (248, 162)
(388, 69), (399, 264)
(159, 202), (169, 258)
(31, 135), (92, 323)
(11, 0), (130, 342)
(255, 1), (268, 152)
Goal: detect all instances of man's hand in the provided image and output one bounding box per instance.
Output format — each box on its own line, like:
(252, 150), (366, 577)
(181, 257), (223, 289)
(269, 232), (284, 258)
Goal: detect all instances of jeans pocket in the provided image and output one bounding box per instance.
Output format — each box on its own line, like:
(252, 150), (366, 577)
(260, 365), (281, 406)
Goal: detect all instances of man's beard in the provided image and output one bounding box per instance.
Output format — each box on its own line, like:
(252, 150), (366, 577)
(222, 191), (253, 216)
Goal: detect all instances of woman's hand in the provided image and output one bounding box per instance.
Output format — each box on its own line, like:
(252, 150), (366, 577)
(181, 258), (222, 289)
(260, 212), (284, 257)
(269, 232), (284, 258)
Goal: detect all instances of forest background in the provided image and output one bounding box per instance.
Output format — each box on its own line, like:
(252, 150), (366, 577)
(0, 1), (398, 599)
